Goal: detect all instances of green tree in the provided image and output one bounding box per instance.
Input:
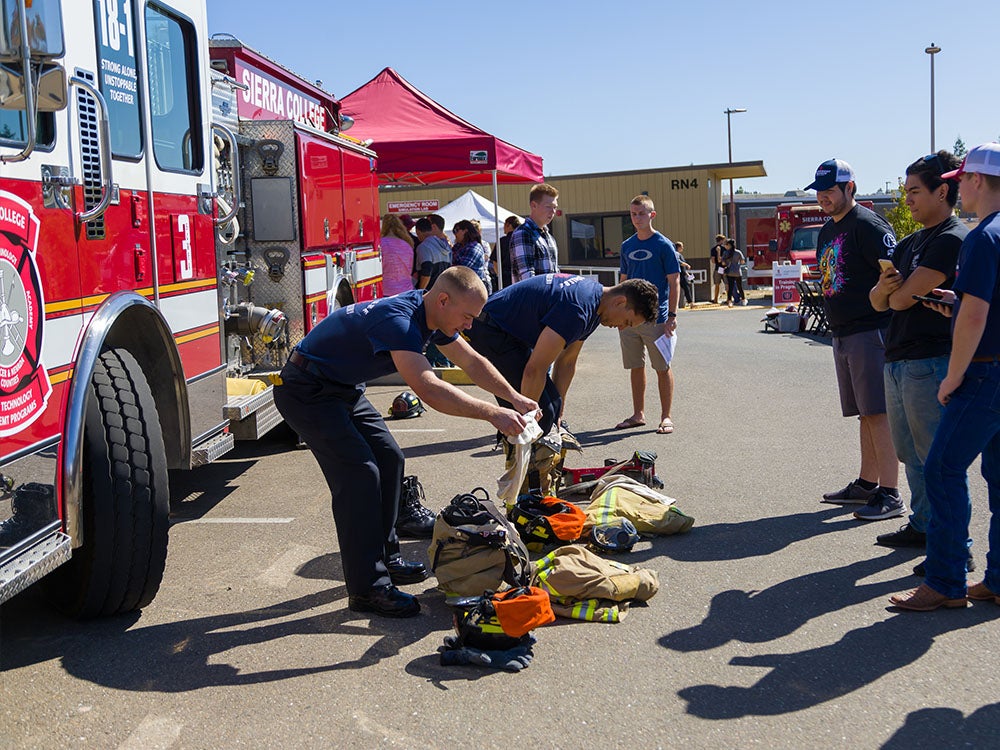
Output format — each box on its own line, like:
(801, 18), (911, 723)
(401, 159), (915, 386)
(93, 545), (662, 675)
(884, 180), (921, 239)
(954, 136), (967, 158)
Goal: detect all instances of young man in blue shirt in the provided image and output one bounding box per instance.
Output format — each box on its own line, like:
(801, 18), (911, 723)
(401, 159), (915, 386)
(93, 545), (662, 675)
(614, 195), (681, 434)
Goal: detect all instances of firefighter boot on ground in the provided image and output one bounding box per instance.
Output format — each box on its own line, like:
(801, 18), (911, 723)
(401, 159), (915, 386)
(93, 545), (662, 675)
(396, 476), (436, 538)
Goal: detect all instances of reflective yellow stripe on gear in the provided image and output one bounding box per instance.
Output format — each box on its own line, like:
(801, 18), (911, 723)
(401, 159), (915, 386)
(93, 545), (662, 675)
(532, 551), (563, 597)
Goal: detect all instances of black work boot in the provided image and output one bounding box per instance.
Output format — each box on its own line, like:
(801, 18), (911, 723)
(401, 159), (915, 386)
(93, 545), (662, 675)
(395, 476), (435, 538)
(0, 483), (56, 547)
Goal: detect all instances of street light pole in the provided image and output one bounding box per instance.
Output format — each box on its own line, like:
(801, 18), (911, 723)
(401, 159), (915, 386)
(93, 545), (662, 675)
(724, 107), (747, 238)
(925, 43), (941, 152)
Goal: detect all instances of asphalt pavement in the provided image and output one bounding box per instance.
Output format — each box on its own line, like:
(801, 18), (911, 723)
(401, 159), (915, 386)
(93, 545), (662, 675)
(1, 300), (998, 749)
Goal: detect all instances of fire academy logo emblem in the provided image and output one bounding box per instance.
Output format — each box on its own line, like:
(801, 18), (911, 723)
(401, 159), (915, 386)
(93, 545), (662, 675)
(0, 191), (50, 437)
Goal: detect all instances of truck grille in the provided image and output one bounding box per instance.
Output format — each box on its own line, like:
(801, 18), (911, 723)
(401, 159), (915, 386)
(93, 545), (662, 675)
(74, 69), (105, 240)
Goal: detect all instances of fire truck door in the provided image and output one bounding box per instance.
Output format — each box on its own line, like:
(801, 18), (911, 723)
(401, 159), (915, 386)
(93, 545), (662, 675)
(85, 2), (220, 379)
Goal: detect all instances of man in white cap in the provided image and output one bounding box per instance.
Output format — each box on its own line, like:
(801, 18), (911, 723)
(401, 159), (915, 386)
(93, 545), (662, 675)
(807, 158), (901, 521)
(891, 142), (1000, 611)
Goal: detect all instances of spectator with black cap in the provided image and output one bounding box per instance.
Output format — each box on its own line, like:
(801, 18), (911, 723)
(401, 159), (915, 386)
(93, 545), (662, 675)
(808, 158), (901, 521)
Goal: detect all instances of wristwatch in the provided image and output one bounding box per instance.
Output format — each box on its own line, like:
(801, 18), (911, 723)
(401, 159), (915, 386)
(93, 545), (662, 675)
(667, 312), (677, 318)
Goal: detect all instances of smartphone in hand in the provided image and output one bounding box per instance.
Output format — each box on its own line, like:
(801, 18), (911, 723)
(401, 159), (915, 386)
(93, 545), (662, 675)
(913, 294), (954, 308)
(878, 259), (896, 273)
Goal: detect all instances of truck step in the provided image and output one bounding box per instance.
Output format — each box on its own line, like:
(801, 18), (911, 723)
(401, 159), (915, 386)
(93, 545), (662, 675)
(0, 530), (72, 605)
(225, 386), (283, 441)
(192, 431), (235, 467)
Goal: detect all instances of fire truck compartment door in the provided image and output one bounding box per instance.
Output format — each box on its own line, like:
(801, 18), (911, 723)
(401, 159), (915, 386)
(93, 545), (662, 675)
(341, 148), (378, 247)
(250, 177), (295, 242)
(296, 131), (345, 251)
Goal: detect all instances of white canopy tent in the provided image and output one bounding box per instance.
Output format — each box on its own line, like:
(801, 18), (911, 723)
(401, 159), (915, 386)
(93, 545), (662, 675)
(437, 189), (521, 245)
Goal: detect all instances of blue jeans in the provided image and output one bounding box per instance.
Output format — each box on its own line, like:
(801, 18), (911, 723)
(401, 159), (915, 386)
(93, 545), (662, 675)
(924, 361), (1000, 599)
(884, 356), (948, 533)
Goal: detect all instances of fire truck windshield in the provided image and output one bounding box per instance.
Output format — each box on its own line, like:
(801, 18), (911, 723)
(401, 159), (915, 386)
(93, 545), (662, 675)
(792, 226), (821, 250)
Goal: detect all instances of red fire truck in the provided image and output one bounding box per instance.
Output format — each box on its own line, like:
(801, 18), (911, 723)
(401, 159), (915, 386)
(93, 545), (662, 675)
(0, 0), (381, 616)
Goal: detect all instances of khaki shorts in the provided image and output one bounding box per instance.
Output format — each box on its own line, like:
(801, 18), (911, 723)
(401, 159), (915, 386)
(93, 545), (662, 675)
(619, 321), (669, 371)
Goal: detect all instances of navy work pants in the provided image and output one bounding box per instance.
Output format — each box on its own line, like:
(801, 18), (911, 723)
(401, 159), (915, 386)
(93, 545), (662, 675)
(273, 361), (403, 595)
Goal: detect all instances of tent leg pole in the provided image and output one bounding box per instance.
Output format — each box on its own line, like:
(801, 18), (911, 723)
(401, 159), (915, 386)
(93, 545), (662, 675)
(492, 169), (502, 290)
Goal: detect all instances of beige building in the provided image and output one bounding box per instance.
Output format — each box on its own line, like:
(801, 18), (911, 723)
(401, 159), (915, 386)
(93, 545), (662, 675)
(380, 160), (766, 279)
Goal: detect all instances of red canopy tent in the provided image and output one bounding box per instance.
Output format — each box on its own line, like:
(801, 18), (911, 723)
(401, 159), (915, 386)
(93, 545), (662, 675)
(338, 67), (544, 187)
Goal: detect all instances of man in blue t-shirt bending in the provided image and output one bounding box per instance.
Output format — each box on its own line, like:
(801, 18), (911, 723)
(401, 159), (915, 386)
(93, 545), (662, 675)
(614, 195), (681, 435)
(891, 142), (1000, 611)
(465, 273), (658, 440)
(274, 267), (538, 619)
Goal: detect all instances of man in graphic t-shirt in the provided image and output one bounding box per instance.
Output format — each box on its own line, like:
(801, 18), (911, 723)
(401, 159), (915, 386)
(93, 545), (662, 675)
(808, 158), (901, 520)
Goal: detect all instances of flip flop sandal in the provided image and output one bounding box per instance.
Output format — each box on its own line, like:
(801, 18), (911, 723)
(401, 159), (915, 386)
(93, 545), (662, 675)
(656, 419), (674, 434)
(614, 417), (646, 430)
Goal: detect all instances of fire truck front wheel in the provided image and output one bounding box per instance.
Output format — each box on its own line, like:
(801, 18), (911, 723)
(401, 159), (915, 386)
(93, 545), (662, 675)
(45, 348), (170, 618)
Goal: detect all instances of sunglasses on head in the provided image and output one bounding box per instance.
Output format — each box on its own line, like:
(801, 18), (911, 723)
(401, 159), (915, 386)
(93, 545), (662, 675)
(922, 153), (944, 172)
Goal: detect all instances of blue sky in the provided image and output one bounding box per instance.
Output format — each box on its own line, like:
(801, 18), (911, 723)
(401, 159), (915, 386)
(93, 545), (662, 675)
(206, 0), (998, 196)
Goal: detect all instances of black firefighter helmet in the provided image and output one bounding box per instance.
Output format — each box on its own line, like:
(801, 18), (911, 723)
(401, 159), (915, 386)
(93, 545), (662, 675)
(388, 391), (425, 419)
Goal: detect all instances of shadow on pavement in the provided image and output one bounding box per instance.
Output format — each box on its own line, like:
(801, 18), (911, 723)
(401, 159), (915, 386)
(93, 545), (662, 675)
(629, 507), (860, 564)
(673, 605), (1000, 718)
(882, 702), (1000, 748)
(0, 556), (444, 692)
(660, 552), (916, 652)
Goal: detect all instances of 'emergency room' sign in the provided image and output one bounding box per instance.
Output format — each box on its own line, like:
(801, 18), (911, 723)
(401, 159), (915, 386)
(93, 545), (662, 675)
(387, 200), (439, 213)
(235, 60), (327, 131)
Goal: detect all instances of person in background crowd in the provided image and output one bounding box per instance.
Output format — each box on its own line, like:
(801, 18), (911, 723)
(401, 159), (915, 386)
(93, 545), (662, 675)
(452, 219), (492, 295)
(710, 233), (726, 304)
(808, 158), (901, 520)
(613, 195), (681, 435)
(722, 238), (746, 307)
(274, 267), (538, 619)
(414, 217), (450, 291)
(380, 214), (416, 296)
(398, 213), (418, 246)
(493, 215), (522, 291)
(509, 183), (560, 281)
(674, 241), (695, 309)
(868, 151), (970, 568)
(891, 142), (1000, 611)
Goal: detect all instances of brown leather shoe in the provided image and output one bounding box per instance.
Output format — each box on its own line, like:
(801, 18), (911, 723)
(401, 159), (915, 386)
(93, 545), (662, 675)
(967, 581), (1000, 604)
(889, 583), (967, 611)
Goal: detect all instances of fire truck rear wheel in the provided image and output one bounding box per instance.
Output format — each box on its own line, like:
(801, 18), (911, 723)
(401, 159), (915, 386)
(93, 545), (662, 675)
(45, 348), (170, 618)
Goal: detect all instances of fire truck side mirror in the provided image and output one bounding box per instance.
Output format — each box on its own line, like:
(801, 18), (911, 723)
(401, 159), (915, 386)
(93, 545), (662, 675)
(0, 61), (66, 111)
(0, 0), (66, 61)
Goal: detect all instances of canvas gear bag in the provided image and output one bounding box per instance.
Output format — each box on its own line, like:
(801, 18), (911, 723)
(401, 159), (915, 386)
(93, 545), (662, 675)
(508, 493), (586, 551)
(429, 487), (531, 596)
(531, 544), (659, 623)
(585, 474), (695, 535)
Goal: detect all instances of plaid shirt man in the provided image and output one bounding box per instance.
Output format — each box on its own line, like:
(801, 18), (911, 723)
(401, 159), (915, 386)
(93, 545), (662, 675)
(509, 217), (559, 282)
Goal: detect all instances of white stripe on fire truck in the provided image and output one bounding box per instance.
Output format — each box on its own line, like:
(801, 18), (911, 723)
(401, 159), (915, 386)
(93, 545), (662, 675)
(303, 263), (326, 296)
(158, 288), (219, 333)
(41, 313), (85, 371)
(354, 256), (382, 283)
